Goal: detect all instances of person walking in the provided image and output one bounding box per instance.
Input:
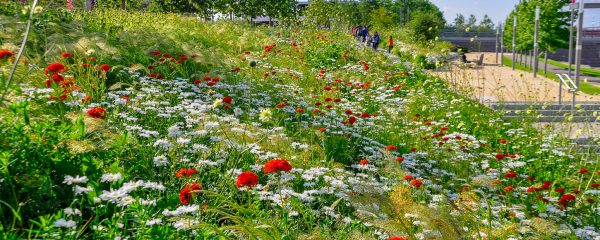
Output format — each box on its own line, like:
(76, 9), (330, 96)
(372, 32), (381, 50)
(366, 34), (372, 47)
(387, 36), (394, 53)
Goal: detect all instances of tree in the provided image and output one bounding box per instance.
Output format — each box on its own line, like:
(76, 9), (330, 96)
(479, 14), (494, 30)
(406, 10), (445, 43)
(503, 0), (569, 53)
(467, 14), (477, 29)
(370, 7), (396, 31)
(454, 13), (465, 31)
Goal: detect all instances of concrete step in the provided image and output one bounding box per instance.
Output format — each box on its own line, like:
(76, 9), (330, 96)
(573, 145), (600, 154)
(501, 110), (597, 117)
(491, 102), (600, 111)
(572, 138), (599, 145)
(503, 115), (598, 122)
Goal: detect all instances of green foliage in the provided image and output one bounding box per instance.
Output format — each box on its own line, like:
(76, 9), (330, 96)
(479, 14), (495, 31)
(453, 13), (465, 31)
(405, 10), (445, 43)
(504, 0), (570, 52)
(369, 7), (396, 31)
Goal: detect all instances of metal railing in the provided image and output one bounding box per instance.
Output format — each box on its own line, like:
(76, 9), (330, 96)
(556, 73), (578, 109)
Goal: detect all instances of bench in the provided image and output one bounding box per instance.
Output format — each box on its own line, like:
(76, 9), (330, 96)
(459, 53), (484, 67)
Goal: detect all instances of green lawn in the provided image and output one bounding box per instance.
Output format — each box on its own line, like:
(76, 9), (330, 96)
(502, 56), (600, 95)
(544, 58), (600, 78)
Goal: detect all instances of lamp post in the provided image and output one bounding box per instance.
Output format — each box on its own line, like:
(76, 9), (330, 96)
(533, 6), (540, 77)
(568, 0), (575, 77)
(512, 16), (517, 71)
(500, 23), (505, 65)
(496, 24), (500, 64)
(574, 0), (584, 107)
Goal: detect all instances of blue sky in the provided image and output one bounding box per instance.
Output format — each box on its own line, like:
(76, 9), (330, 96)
(429, 0), (520, 25)
(429, 0), (600, 28)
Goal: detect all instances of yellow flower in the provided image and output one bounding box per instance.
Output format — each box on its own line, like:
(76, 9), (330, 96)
(212, 99), (222, 109)
(259, 108), (272, 122)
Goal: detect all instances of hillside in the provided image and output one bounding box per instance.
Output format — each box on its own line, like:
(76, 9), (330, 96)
(1, 7), (599, 240)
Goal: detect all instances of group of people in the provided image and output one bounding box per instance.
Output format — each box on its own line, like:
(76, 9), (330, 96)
(351, 26), (394, 53)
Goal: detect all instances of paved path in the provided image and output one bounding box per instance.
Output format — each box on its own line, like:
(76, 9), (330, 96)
(433, 53), (600, 103)
(509, 53), (600, 85)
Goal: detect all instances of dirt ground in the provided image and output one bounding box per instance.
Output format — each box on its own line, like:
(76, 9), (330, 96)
(434, 53), (600, 104)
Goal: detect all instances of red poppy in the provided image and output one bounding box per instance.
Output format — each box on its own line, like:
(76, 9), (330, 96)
(81, 96), (91, 102)
(505, 171), (517, 179)
(275, 102), (288, 108)
(263, 159), (292, 174)
(410, 179), (423, 188)
(579, 168), (589, 174)
(410, 147), (416, 152)
(386, 145), (398, 151)
(60, 52), (72, 58)
(503, 186), (514, 193)
(175, 168), (198, 178)
(0, 49), (14, 59)
(359, 159), (369, 165)
(527, 186), (540, 193)
(223, 96), (233, 104)
(558, 194), (576, 209)
(236, 172), (259, 189)
(348, 116), (357, 125)
(556, 187), (565, 193)
(101, 64), (110, 72)
(51, 73), (64, 84)
(152, 50), (161, 56)
(319, 127), (327, 132)
(47, 62), (66, 74)
(495, 154), (505, 160)
(389, 237), (409, 240)
(396, 156), (404, 162)
(179, 183), (202, 205)
(403, 175), (414, 181)
(86, 107), (107, 119)
(499, 139), (507, 144)
(295, 108), (304, 113)
(541, 181), (552, 190)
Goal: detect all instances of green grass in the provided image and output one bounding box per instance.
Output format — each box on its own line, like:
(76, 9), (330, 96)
(502, 56), (600, 95)
(544, 58), (600, 78)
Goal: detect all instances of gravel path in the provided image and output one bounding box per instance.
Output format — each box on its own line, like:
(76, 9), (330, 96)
(434, 53), (600, 103)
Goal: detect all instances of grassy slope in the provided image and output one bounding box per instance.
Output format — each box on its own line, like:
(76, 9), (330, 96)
(1, 7), (598, 240)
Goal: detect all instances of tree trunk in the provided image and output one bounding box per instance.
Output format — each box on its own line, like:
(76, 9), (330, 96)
(544, 51), (548, 74)
(530, 50), (534, 70)
(121, 0), (126, 10)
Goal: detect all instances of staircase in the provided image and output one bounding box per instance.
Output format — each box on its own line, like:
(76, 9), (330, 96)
(490, 102), (600, 154)
(491, 102), (600, 123)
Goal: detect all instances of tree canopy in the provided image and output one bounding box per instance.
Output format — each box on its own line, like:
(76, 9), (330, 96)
(503, 0), (570, 53)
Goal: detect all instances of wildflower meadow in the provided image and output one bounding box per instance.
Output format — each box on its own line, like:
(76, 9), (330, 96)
(1, 1), (599, 240)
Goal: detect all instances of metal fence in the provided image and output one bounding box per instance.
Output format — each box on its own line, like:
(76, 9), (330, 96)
(441, 28), (496, 38)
